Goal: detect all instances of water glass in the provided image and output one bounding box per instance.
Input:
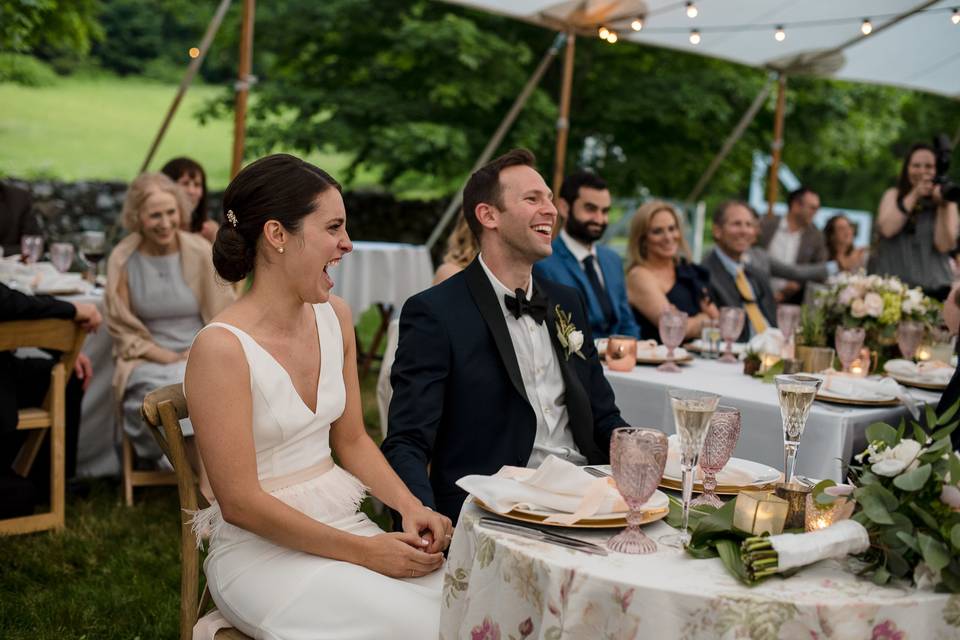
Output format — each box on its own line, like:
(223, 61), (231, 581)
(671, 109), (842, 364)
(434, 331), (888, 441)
(835, 327), (866, 373)
(896, 321), (925, 361)
(690, 406), (741, 509)
(606, 427), (668, 554)
(20, 235), (44, 264)
(718, 307), (745, 363)
(50, 242), (75, 273)
(777, 304), (801, 359)
(658, 309), (688, 373)
(700, 318), (720, 359)
(774, 374), (822, 485)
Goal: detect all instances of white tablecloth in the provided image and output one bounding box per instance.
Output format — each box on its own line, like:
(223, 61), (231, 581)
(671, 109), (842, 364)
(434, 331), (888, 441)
(330, 241), (433, 318)
(604, 359), (941, 482)
(441, 503), (956, 640)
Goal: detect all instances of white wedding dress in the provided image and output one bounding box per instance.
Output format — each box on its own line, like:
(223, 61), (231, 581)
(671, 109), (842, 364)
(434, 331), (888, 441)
(188, 302), (442, 640)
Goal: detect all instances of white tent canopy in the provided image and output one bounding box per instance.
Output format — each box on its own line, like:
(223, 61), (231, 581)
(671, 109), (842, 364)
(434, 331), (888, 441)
(442, 0), (960, 98)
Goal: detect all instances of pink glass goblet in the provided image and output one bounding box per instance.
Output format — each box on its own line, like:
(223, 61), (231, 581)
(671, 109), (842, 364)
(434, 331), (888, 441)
(50, 242), (75, 273)
(657, 309), (688, 373)
(718, 307), (745, 363)
(896, 321), (925, 361)
(690, 406), (741, 508)
(835, 327), (866, 373)
(607, 427), (669, 554)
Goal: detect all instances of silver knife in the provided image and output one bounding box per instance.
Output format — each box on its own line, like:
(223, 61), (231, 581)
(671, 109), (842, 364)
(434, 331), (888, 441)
(477, 517), (608, 556)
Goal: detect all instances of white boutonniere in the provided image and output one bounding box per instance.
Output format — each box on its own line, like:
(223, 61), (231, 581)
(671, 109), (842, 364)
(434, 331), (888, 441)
(555, 305), (585, 361)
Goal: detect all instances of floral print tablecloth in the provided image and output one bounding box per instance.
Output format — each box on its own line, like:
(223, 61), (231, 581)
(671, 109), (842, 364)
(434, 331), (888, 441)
(440, 504), (959, 640)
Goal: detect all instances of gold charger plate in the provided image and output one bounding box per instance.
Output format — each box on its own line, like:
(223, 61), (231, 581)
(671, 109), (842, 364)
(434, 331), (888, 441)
(815, 392), (899, 407)
(658, 476), (781, 495)
(888, 374), (948, 392)
(474, 499), (668, 529)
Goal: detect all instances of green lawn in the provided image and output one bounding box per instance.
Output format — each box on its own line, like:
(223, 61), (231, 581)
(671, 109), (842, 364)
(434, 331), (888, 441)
(0, 75), (362, 190)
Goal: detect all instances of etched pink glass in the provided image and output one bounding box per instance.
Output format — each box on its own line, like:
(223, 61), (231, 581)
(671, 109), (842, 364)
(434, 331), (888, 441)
(718, 307), (745, 363)
(835, 327), (865, 373)
(657, 309), (688, 373)
(607, 427), (668, 554)
(896, 321), (924, 361)
(690, 406), (741, 508)
(777, 304), (801, 359)
(20, 235), (43, 264)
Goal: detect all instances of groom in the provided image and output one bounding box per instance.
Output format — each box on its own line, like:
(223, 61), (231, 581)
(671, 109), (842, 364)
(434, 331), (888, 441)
(382, 149), (627, 524)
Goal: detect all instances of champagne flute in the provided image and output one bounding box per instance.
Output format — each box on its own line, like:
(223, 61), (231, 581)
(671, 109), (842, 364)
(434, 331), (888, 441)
(896, 320), (924, 361)
(775, 374), (822, 485)
(50, 242), (75, 273)
(690, 406), (741, 509)
(718, 307), (745, 363)
(660, 388), (720, 548)
(657, 309), (688, 373)
(79, 231), (107, 284)
(776, 304), (801, 359)
(606, 427), (668, 554)
(835, 327), (865, 373)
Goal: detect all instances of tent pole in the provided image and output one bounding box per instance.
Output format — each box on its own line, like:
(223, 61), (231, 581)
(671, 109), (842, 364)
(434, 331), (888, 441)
(765, 73), (787, 218)
(551, 30), (576, 200)
(231, 0), (256, 179)
(139, 0), (233, 174)
(424, 33), (566, 251)
(686, 74), (775, 203)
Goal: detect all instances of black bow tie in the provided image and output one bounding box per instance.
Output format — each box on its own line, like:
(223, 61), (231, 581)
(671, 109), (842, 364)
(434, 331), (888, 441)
(505, 287), (547, 324)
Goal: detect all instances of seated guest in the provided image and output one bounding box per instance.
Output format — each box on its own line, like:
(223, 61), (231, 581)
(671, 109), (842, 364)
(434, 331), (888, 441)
(383, 150), (627, 524)
(748, 207), (835, 286)
(0, 181), (41, 258)
(433, 216), (478, 285)
(757, 186), (827, 302)
(0, 283), (99, 516)
(824, 214), (866, 272)
(625, 200), (717, 341)
(703, 200), (777, 341)
(533, 171), (639, 338)
(161, 157), (219, 244)
(104, 173), (234, 472)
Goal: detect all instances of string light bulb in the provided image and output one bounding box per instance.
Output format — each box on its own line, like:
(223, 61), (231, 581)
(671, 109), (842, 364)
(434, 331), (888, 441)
(689, 29), (701, 45)
(952, 8), (959, 25)
(598, 26), (610, 40)
(606, 31), (619, 43)
(631, 17), (644, 31)
(861, 18), (873, 35)
(188, 47), (200, 59)
(685, 2), (698, 18)
(774, 25), (786, 42)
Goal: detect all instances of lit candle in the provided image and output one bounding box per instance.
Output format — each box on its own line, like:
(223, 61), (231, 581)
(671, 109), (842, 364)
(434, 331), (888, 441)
(760, 353), (780, 374)
(733, 491), (789, 536)
(916, 346), (932, 362)
(804, 494), (856, 532)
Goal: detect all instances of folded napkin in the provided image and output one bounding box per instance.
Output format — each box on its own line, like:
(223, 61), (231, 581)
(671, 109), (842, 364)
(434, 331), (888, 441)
(663, 435), (760, 486)
(770, 519), (871, 571)
(637, 343), (689, 360)
(748, 328), (785, 356)
(884, 359), (954, 385)
(34, 272), (88, 295)
(690, 339), (747, 355)
(819, 372), (918, 418)
(456, 455), (638, 525)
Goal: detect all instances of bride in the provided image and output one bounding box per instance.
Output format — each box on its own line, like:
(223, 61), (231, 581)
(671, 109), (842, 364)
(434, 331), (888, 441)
(184, 154), (450, 639)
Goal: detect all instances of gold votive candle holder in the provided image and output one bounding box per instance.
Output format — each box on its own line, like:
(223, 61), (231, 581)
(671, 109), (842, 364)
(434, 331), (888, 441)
(781, 358), (802, 374)
(733, 490), (789, 536)
(606, 335), (637, 372)
(775, 482), (811, 530)
(804, 494), (856, 532)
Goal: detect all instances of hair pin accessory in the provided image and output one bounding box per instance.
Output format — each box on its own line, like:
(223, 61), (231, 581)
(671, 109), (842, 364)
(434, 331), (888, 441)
(226, 210), (238, 227)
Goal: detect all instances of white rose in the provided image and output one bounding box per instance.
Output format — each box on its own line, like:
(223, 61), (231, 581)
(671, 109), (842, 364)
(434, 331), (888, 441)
(568, 330), (584, 353)
(871, 439), (923, 477)
(864, 292), (884, 318)
(851, 298), (868, 318)
(941, 484), (960, 511)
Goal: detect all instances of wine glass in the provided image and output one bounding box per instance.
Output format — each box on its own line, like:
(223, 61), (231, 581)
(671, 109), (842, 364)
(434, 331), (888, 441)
(776, 304), (801, 359)
(606, 427), (668, 554)
(835, 327), (866, 373)
(775, 374), (822, 485)
(50, 243), (75, 273)
(690, 406), (741, 509)
(20, 235), (44, 264)
(660, 388), (720, 548)
(896, 321), (925, 361)
(658, 309), (688, 373)
(79, 231), (107, 284)
(718, 307), (745, 363)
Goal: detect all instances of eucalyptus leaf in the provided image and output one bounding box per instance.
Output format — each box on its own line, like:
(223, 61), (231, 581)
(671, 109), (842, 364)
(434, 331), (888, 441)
(936, 398), (960, 426)
(858, 492), (895, 524)
(867, 482), (900, 510)
(952, 524), (960, 551)
(909, 503), (941, 531)
(896, 530), (920, 553)
(885, 549), (911, 577)
(912, 422), (927, 443)
(950, 453), (960, 485)
(866, 422), (898, 447)
(918, 533), (951, 572)
(893, 464), (932, 491)
(925, 404), (938, 436)
(931, 421), (959, 442)
(872, 565), (891, 585)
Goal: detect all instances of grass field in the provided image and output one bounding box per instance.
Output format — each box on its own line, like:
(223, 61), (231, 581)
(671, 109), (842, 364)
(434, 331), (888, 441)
(0, 75), (364, 190)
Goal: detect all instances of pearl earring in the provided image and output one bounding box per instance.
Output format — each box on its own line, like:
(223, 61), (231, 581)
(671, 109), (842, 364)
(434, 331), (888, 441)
(277, 246), (285, 254)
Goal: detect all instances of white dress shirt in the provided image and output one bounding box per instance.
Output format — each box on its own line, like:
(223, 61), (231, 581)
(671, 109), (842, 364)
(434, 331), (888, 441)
(768, 217), (802, 293)
(478, 254), (587, 468)
(559, 229), (605, 288)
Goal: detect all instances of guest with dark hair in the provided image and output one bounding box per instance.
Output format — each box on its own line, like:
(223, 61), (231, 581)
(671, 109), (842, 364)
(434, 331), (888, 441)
(533, 170), (640, 338)
(161, 157), (219, 244)
(0, 181), (41, 257)
(184, 153), (448, 638)
(823, 214), (866, 271)
(870, 143), (959, 299)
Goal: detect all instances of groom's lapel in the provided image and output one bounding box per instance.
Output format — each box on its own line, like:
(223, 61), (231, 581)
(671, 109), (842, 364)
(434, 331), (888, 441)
(465, 259), (527, 403)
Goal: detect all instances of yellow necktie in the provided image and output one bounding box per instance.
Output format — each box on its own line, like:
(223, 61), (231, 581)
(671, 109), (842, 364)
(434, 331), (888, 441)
(734, 267), (769, 334)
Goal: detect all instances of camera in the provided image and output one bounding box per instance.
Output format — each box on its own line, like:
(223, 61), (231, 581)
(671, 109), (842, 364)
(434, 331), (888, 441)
(933, 134), (960, 204)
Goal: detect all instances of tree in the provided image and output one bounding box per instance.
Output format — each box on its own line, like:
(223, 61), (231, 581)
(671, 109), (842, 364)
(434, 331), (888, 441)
(0, 0), (101, 56)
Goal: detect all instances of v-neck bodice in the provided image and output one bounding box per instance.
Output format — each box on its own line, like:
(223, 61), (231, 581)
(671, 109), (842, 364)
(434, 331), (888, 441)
(198, 303), (346, 481)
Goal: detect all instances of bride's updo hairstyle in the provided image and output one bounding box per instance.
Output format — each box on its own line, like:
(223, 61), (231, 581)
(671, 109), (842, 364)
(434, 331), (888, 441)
(213, 153), (342, 282)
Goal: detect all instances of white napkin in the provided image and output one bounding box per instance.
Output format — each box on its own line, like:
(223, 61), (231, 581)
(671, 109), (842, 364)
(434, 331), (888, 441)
(637, 343), (689, 360)
(34, 272), (88, 295)
(884, 359), (954, 385)
(771, 519), (870, 571)
(690, 339), (747, 355)
(748, 328), (785, 356)
(663, 435), (763, 486)
(819, 372), (918, 417)
(456, 455), (642, 525)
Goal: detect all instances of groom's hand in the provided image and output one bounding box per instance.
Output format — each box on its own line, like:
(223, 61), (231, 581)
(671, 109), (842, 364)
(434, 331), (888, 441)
(401, 505), (453, 554)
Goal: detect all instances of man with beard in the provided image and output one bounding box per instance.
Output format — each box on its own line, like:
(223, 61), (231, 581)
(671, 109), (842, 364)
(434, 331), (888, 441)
(533, 171), (640, 338)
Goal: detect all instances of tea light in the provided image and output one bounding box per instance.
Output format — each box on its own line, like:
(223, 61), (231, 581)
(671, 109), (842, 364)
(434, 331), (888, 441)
(916, 345), (932, 362)
(733, 491), (789, 536)
(804, 494), (856, 532)
(759, 353), (781, 374)
(775, 482), (811, 530)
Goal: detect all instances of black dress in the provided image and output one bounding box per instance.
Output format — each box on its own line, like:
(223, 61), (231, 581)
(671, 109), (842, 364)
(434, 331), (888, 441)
(633, 261), (711, 341)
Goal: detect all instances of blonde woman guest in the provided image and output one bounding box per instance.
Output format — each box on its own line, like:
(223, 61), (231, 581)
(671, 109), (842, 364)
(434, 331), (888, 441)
(626, 200), (718, 341)
(433, 215), (479, 284)
(104, 173), (234, 470)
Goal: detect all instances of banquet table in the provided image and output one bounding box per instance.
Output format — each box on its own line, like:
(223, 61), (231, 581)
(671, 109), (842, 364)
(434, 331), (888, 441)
(440, 503), (958, 640)
(604, 359), (941, 483)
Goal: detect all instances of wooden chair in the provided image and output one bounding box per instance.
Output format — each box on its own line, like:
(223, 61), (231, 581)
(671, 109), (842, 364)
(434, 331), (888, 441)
(141, 383), (251, 640)
(0, 318), (85, 535)
(121, 427), (176, 506)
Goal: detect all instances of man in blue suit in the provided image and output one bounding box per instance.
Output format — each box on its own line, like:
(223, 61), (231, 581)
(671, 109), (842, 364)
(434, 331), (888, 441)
(533, 171), (640, 338)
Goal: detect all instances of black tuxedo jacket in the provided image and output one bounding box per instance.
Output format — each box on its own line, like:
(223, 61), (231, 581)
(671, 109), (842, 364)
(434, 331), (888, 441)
(381, 259), (626, 523)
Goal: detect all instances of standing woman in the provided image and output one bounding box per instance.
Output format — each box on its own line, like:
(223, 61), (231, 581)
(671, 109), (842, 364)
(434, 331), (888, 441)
(184, 154), (449, 639)
(870, 143), (959, 298)
(104, 173), (234, 470)
(161, 157), (220, 244)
